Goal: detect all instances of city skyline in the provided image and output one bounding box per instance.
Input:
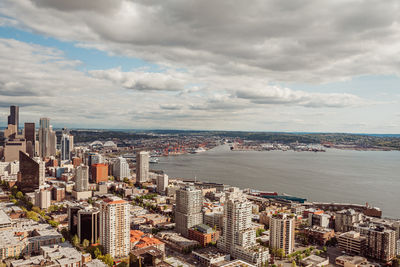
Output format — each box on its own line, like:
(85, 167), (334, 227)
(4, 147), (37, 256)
(0, 1), (400, 133)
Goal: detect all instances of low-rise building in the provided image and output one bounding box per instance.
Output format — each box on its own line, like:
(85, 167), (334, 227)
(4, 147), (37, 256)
(303, 226), (335, 245)
(192, 247), (230, 266)
(300, 255), (329, 267)
(188, 224), (219, 247)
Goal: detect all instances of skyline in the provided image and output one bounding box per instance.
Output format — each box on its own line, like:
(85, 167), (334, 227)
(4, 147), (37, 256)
(0, 1), (400, 133)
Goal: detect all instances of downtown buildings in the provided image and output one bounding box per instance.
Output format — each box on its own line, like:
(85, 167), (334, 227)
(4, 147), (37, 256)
(269, 213), (295, 256)
(136, 151), (149, 183)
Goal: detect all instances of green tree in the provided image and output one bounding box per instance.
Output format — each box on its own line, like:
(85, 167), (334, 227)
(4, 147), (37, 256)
(48, 220), (59, 228)
(98, 254), (114, 267)
(72, 234), (80, 247)
(15, 191), (23, 199)
(292, 260), (297, 267)
(82, 239), (90, 248)
(276, 248), (285, 260)
(94, 247), (102, 258)
(26, 211), (39, 221)
(322, 246), (327, 253)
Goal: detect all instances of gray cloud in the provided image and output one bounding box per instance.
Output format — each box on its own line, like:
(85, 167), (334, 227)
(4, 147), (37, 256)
(235, 87), (366, 108)
(2, 0), (400, 83)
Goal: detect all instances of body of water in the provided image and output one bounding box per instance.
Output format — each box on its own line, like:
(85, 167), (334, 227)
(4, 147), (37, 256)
(153, 145), (400, 218)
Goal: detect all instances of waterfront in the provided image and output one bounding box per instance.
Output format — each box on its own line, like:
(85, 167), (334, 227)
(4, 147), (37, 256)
(154, 145), (400, 218)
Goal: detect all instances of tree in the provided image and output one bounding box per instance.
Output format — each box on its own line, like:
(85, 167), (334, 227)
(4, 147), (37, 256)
(276, 248), (285, 260)
(48, 220), (59, 228)
(72, 234), (80, 247)
(26, 211), (39, 221)
(82, 239), (90, 248)
(256, 228), (265, 237)
(98, 254), (114, 267)
(292, 260), (297, 267)
(94, 247), (102, 258)
(61, 237), (65, 243)
(15, 191), (23, 199)
(322, 246), (327, 253)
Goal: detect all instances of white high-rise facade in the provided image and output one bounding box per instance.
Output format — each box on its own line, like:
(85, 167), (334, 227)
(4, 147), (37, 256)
(113, 157), (130, 180)
(136, 151), (149, 183)
(175, 185), (203, 237)
(157, 174), (168, 194)
(99, 197), (130, 258)
(75, 165), (89, 192)
(217, 187), (269, 267)
(270, 213), (295, 256)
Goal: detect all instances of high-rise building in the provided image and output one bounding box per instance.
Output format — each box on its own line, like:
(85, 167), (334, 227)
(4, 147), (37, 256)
(24, 122), (36, 157)
(68, 204), (100, 244)
(113, 157), (130, 180)
(217, 187), (269, 266)
(4, 139), (26, 162)
(175, 185), (203, 237)
(4, 106), (19, 139)
(7, 105), (19, 130)
(61, 133), (72, 161)
(17, 151), (44, 193)
(34, 189), (51, 209)
(75, 165), (89, 192)
(270, 213), (295, 256)
(156, 173), (168, 194)
(39, 117), (50, 158)
(136, 151), (149, 183)
(91, 163), (108, 183)
(99, 197), (130, 258)
(49, 126), (57, 156)
(356, 225), (396, 262)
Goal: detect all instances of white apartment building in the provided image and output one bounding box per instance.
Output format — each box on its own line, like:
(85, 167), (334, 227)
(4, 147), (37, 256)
(99, 197), (130, 258)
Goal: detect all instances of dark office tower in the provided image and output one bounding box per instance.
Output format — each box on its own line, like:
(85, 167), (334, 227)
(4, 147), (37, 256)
(68, 205), (81, 236)
(39, 117), (50, 158)
(7, 105), (19, 130)
(24, 123), (36, 157)
(17, 151), (40, 193)
(78, 208), (100, 244)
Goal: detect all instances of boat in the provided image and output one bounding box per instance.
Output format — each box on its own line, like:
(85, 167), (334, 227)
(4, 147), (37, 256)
(149, 157), (159, 164)
(194, 147), (206, 153)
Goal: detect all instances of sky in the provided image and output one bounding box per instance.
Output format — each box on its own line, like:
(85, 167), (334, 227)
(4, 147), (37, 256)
(0, 0), (399, 133)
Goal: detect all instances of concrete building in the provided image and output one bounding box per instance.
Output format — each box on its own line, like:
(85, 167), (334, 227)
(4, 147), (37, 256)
(75, 165), (89, 192)
(4, 139), (26, 162)
(156, 173), (168, 194)
(204, 212), (224, 231)
(338, 231), (367, 255)
(136, 151), (149, 183)
(113, 157), (130, 180)
(335, 209), (362, 233)
(175, 185), (203, 237)
(99, 197), (130, 258)
(270, 213), (295, 256)
(217, 187), (269, 266)
(308, 213), (330, 228)
(34, 189), (51, 209)
(355, 224), (396, 262)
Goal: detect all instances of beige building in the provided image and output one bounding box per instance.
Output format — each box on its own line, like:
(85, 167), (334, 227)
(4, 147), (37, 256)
(175, 185), (203, 237)
(269, 213), (295, 256)
(338, 231), (367, 255)
(99, 197), (130, 258)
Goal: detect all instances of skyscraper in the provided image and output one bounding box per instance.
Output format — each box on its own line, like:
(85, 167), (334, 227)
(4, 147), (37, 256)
(17, 151), (45, 193)
(156, 173), (168, 194)
(61, 133), (72, 161)
(99, 197), (130, 258)
(270, 213), (295, 256)
(24, 122), (35, 157)
(217, 187), (269, 266)
(39, 117), (50, 158)
(175, 185), (203, 237)
(75, 165), (89, 192)
(4, 106), (21, 140)
(113, 157), (130, 180)
(136, 151), (149, 183)
(7, 105), (19, 133)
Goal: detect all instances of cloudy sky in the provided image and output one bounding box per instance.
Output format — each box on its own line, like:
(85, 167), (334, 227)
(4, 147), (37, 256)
(0, 0), (399, 133)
